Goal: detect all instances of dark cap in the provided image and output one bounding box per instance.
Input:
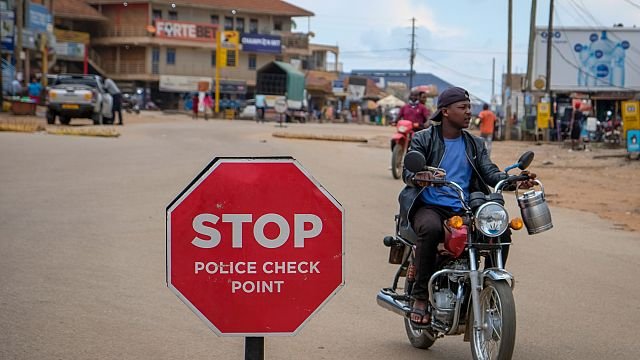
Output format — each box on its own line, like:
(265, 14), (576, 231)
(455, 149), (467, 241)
(430, 86), (470, 122)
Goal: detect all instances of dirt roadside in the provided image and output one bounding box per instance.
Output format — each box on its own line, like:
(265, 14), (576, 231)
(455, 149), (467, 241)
(3, 111), (639, 233)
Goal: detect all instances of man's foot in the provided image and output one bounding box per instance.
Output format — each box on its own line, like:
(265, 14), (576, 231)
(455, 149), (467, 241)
(410, 299), (430, 324)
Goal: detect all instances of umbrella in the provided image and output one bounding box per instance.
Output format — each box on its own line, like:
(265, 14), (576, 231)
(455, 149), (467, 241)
(377, 95), (405, 108)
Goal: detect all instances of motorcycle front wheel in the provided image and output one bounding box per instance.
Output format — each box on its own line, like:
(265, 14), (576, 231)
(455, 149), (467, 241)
(470, 279), (516, 360)
(403, 276), (436, 349)
(391, 144), (405, 179)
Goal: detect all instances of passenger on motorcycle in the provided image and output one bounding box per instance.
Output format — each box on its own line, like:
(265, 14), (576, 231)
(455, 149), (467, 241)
(398, 86), (536, 325)
(398, 90), (431, 129)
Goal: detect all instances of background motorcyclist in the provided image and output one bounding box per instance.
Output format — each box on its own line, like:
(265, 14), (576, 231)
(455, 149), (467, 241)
(398, 86), (535, 325)
(398, 90), (431, 129)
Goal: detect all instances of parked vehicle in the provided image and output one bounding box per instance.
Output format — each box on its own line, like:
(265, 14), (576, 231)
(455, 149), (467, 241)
(390, 119), (419, 179)
(238, 99), (256, 119)
(378, 150), (552, 360)
(123, 92), (141, 114)
(46, 74), (113, 125)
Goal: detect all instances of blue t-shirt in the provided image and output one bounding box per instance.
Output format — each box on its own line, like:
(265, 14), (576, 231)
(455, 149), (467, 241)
(420, 136), (471, 212)
(28, 82), (42, 97)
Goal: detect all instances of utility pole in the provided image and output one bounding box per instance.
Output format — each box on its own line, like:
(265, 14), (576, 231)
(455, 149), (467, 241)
(505, 0), (513, 140)
(491, 57), (495, 106)
(409, 17), (415, 91)
(546, 0), (554, 141)
(16, 0), (23, 78)
(525, 0), (537, 93)
(524, 0), (537, 139)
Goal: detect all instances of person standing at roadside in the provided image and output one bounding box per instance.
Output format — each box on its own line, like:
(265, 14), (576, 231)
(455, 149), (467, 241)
(104, 77), (123, 125)
(255, 94), (266, 123)
(27, 77), (42, 104)
(478, 103), (496, 156)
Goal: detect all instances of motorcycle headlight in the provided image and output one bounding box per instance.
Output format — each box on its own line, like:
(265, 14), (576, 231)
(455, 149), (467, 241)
(398, 125), (408, 133)
(475, 202), (509, 237)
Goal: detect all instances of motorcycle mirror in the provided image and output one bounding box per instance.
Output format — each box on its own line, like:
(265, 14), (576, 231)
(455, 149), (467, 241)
(517, 151), (535, 170)
(404, 151), (426, 173)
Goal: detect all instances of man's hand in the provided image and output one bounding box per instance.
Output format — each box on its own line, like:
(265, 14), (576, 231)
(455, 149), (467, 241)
(412, 170), (444, 187)
(519, 171), (537, 189)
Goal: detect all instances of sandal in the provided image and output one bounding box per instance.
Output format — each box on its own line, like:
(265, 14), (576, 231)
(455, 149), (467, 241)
(409, 300), (430, 325)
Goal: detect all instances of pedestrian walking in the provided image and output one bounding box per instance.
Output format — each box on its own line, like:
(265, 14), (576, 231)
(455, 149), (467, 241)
(192, 93), (199, 119)
(104, 77), (123, 125)
(203, 93), (213, 120)
(478, 103), (496, 156)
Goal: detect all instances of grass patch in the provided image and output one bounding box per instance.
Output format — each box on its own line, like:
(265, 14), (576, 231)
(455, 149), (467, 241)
(0, 120), (43, 133)
(46, 126), (120, 138)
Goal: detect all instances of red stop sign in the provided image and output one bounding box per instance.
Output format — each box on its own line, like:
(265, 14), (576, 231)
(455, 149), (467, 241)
(166, 157), (344, 336)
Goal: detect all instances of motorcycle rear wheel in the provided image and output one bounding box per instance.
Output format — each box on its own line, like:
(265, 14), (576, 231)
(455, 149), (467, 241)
(403, 277), (436, 349)
(470, 279), (516, 360)
(391, 144), (404, 180)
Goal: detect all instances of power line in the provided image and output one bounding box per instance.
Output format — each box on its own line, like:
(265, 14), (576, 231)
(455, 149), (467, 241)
(623, 0), (640, 10)
(416, 52), (493, 82)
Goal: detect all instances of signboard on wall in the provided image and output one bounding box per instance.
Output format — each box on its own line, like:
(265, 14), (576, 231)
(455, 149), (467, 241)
(1, 10), (14, 51)
(27, 1), (51, 32)
(155, 20), (216, 41)
(54, 42), (85, 59)
(160, 75), (213, 92)
(533, 27), (640, 91)
(240, 33), (281, 54)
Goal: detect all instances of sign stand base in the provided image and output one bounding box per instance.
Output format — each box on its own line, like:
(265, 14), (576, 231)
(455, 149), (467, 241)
(245, 337), (264, 360)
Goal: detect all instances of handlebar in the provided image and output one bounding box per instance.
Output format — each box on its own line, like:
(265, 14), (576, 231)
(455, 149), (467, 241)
(495, 174), (533, 193)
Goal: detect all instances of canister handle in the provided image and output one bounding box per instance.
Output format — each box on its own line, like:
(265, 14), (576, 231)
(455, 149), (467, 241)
(515, 179), (544, 199)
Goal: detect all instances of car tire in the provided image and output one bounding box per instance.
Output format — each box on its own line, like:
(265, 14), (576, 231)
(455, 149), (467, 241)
(93, 112), (103, 125)
(60, 116), (71, 125)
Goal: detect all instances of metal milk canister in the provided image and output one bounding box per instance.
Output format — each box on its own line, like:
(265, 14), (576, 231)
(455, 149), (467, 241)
(517, 180), (553, 235)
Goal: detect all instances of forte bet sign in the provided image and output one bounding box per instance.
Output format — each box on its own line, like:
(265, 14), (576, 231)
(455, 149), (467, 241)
(166, 157), (344, 336)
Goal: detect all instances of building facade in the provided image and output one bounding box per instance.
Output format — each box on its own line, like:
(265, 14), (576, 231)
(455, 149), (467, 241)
(79, 0), (339, 108)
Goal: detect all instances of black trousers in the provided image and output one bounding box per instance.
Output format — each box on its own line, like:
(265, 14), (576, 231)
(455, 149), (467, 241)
(411, 206), (455, 300)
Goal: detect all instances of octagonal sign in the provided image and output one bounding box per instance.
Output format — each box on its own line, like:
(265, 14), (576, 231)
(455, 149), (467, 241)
(166, 157), (344, 336)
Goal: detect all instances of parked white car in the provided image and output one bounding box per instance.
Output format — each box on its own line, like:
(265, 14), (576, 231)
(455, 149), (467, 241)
(238, 99), (257, 120)
(46, 74), (113, 125)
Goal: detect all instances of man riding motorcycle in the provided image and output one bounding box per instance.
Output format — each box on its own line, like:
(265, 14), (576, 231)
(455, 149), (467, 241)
(398, 86), (536, 325)
(398, 90), (431, 129)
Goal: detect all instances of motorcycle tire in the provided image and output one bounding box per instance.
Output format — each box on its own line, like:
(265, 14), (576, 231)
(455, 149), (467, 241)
(391, 145), (404, 180)
(470, 279), (516, 360)
(403, 276), (436, 349)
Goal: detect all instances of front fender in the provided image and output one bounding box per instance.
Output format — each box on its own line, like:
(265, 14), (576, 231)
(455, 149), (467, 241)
(482, 269), (515, 289)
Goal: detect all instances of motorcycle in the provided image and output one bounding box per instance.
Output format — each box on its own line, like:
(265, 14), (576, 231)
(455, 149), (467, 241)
(377, 150), (553, 359)
(390, 120), (420, 179)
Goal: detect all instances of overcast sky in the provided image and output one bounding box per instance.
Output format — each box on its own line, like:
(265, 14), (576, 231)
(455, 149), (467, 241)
(291, 0), (640, 102)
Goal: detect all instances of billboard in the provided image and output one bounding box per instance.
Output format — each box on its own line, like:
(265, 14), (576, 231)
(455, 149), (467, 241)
(160, 75), (212, 92)
(533, 27), (640, 91)
(240, 33), (281, 54)
(154, 20), (216, 41)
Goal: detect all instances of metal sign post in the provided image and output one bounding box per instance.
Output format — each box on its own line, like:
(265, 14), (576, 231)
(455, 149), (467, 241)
(245, 337), (264, 360)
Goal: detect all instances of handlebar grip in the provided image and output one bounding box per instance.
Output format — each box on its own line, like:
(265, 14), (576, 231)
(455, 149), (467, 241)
(509, 175), (531, 182)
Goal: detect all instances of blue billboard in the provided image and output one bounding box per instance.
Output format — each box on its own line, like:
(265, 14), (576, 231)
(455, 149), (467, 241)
(27, 2), (51, 33)
(1, 10), (14, 51)
(240, 33), (281, 54)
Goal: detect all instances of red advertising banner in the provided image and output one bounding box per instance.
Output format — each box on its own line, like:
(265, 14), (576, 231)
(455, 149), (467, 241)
(155, 20), (216, 41)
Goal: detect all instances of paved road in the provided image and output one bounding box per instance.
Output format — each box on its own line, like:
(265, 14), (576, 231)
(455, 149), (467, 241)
(1, 118), (639, 359)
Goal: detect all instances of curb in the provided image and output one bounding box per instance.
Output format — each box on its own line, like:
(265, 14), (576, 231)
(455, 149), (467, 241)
(272, 131), (368, 143)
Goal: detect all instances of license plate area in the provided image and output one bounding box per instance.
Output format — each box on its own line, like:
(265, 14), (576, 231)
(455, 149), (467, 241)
(62, 104), (79, 109)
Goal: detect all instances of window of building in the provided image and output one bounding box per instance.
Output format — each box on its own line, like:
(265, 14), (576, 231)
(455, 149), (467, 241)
(248, 54), (257, 70)
(249, 19), (258, 34)
(152, 9), (162, 20)
(274, 19), (283, 31)
(224, 16), (233, 31)
(210, 15), (219, 25)
(211, 50), (217, 67)
(168, 11), (178, 20)
(152, 47), (160, 62)
(235, 17), (244, 33)
(166, 48), (176, 65)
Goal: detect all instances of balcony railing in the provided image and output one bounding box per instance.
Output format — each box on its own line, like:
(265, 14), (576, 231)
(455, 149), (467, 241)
(280, 32), (309, 50)
(103, 61), (146, 74)
(97, 25), (149, 38)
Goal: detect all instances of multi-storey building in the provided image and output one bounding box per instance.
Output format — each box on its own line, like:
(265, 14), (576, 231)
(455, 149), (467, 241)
(80, 0), (339, 108)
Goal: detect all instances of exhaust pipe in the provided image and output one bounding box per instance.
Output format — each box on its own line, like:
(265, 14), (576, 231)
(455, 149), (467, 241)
(376, 290), (410, 317)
